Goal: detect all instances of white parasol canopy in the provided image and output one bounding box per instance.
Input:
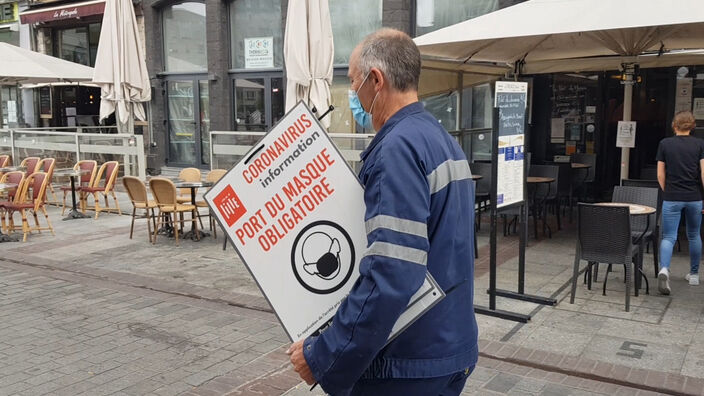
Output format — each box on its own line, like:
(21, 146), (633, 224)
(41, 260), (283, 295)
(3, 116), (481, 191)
(92, 0), (151, 133)
(0, 42), (95, 85)
(283, 0), (334, 128)
(414, 0), (704, 179)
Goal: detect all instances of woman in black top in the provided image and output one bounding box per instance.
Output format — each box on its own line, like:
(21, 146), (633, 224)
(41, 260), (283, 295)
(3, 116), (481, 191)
(656, 111), (704, 295)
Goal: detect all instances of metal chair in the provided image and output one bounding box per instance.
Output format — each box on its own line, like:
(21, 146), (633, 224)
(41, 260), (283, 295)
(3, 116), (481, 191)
(612, 185), (659, 282)
(528, 164), (559, 238)
(570, 203), (639, 312)
(570, 153), (596, 202)
(470, 162), (491, 231)
(123, 176), (157, 243)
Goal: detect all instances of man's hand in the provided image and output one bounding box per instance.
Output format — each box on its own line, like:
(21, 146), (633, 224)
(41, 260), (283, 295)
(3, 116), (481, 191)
(287, 339), (315, 385)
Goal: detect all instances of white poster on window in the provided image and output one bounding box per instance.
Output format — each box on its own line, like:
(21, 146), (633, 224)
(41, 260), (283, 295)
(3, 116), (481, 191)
(693, 98), (704, 120)
(550, 118), (565, 143)
(6, 100), (17, 123)
(616, 121), (636, 148)
(675, 78), (693, 113)
(244, 37), (274, 69)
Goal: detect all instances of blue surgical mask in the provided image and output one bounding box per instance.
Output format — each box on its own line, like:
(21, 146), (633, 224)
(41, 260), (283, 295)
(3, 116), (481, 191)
(348, 72), (378, 130)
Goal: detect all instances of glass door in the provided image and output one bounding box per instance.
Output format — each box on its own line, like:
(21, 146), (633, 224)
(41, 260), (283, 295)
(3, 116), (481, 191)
(166, 79), (210, 167)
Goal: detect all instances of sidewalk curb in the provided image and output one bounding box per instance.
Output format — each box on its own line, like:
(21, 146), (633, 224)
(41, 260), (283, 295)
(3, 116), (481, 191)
(480, 339), (703, 396)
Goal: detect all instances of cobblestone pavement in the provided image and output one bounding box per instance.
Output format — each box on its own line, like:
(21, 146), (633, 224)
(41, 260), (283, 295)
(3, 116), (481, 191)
(0, 259), (659, 396)
(2, 194), (704, 394)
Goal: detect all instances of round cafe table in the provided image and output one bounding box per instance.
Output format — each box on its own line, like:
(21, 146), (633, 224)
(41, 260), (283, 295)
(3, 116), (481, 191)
(174, 180), (214, 241)
(594, 202), (656, 295)
(0, 182), (19, 242)
(53, 168), (91, 220)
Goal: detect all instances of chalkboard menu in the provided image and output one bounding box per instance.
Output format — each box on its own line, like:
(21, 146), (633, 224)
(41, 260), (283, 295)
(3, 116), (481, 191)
(494, 81), (527, 209)
(39, 86), (52, 119)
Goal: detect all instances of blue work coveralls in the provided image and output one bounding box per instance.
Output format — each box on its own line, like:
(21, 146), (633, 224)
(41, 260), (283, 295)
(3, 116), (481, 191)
(303, 102), (479, 395)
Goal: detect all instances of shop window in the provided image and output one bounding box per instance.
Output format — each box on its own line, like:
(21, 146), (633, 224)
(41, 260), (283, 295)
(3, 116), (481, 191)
(0, 27), (19, 46)
(232, 76), (284, 131)
(415, 0), (498, 36)
(330, 0), (382, 65)
(229, 0), (283, 70)
(328, 75), (356, 133)
(163, 2), (207, 72)
(56, 23), (101, 67)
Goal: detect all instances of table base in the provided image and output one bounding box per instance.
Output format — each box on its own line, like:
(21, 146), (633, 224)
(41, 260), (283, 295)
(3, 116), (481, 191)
(63, 209), (90, 221)
(0, 233), (19, 243)
(182, 229), (210, 241)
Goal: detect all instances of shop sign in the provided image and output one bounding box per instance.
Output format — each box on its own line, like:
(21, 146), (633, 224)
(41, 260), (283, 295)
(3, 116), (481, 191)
(204, 102), (443, 341)
(19, 0), (105, 24)
(0, 2), (18, 24)
(244, 37), (274, 69)
(616, 121), (636, 148)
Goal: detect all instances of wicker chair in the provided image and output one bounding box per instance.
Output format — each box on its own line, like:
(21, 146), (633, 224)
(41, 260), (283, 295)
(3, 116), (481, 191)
(38, 158), (57, 203)
(61, 160), (98, 215)
(20, 157), (41, 177)
(0, 154), (9, 168)
(612, 185), (659, 281)
(123, 176), (157, 243)
(82, 161), (121, 219)
(177, 168), (201, 204)
(150, 177), (198, 246)
(0, 172), (54, 242)
(570, 203), (639, 312)
(0, 171), (25, 229)
(195, 169), (227, 239)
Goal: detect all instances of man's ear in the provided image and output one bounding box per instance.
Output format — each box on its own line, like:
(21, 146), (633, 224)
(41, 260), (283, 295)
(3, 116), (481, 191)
(370, 68), (384, 91)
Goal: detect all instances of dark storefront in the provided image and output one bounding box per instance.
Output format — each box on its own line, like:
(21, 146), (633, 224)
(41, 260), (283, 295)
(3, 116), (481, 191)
(142, 0), (525, 170)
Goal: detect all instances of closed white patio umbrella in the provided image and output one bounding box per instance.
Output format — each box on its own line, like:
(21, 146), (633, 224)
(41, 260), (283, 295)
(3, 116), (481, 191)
(0, 42), (94, 85)
(92, 0), (151, 134)
(415, 0), (704, 179)
(284, 0), (334, 128)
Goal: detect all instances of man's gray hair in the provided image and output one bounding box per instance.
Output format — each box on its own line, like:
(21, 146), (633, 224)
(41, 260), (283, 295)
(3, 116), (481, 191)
(358, 28), (421, 92)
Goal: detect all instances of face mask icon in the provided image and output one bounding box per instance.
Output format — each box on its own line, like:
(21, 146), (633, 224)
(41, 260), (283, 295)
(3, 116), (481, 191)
(302, 232), (342, 280)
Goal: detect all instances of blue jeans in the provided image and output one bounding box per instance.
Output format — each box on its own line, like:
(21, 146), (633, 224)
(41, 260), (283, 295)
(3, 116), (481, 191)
(659, 200), (703, 274)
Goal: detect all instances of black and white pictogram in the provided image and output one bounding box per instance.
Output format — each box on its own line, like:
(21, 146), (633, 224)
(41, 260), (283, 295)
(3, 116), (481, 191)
(291, 220), (355, 294)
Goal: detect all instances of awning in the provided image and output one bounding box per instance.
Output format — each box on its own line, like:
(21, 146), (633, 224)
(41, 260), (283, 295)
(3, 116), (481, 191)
(20, 0), (105, 24)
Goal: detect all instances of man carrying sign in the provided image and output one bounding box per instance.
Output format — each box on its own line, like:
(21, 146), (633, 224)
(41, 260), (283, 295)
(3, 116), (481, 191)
(287, 28), (478, 395)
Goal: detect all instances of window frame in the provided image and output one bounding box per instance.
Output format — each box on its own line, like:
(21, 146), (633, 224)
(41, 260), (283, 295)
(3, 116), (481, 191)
(160, 0), (208, 74)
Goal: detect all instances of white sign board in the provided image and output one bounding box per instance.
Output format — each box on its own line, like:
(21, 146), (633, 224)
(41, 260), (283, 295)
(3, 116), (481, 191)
(693, 98), (704, 120)
(205, 102), (443, 341)
(675, 78), (693, 113)
(616, 121), (636, 148)
(244, 37), (274, 69)
(495, 81), (527, 209)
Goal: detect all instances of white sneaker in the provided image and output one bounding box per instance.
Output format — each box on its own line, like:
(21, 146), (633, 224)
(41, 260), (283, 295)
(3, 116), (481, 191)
(685, 273), (700, 286)
(658, 268), (671, 295)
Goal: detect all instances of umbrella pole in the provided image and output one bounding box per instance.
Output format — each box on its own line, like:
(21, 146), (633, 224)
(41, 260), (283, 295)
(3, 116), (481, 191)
(620, 64), (635, 181)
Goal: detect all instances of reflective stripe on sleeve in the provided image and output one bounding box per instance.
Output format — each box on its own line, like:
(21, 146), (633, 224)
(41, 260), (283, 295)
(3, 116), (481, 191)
(427, 159), (472, 194)
(365, 214), (427, 239)
(363, 241), (427, 266)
